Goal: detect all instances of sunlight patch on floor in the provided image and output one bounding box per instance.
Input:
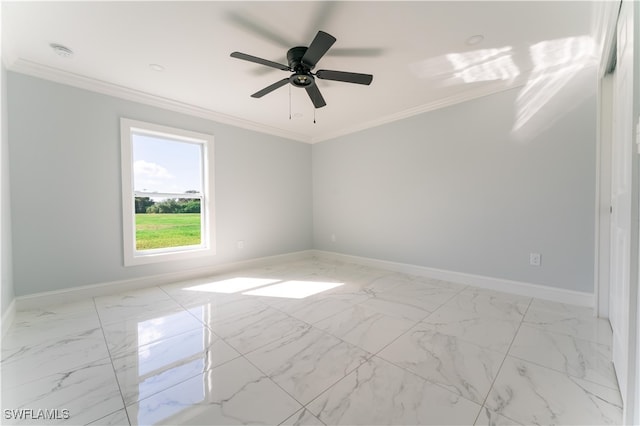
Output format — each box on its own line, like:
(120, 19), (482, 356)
(183, 277), (281, 294)
(243, 280), (344, 299)
(182, 277), (343, 299)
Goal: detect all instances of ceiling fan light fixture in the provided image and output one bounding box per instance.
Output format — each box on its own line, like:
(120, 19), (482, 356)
(290, 73), (314, 87)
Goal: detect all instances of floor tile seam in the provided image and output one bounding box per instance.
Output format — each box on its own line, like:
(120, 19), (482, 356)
(288, 297), (372, 325)
(414, 294), (453, 320)
(277, 408), (327, 426)
(368, 351), (489, 409)
(353, 292), (438, 315)
(516, 321), (614, 349)
(94, 293), (182, 316)
(157, 284), (183, 306)
(527, 300), (596, 316)
(2, 300), (113, 390)
(413, 320), (521, 354)
(502, 355), (624, 411)
(255, 290), (371, 322)
(113, 339), (243, 382)
(156, 284), (257, 347)
(297, 354), (390, 421)
(92, 296), (132, 426)
(96, 305), (189, 328)
(105, 319), (211, 360)
(524, 305), (607, 323)
(0, 323), (108, 366)
(372, 319), (508, 409)
(86, 408), (131, 426)
(438, 302), (527, 323)
(329, 296), (429, 324)
(241, 321), (376, 364)
(358, 313), (427, 360)
(0, 354), (115, 393)
(438, 285), (530, 319)
(459, 287), (534, 303)
(370, 281), (455, 297)
(352, 354), (492, 409)
(505, 353), (620, 391)
(242, 324), (375, 409)
(519, 320), (612, 346)
(216, 318), (312, 358)
(417, 282), (469, 312)
(236, 351), (310, 423)
(474, 405), (525, 426)
(381, 321), (509, 360)
(239, 302), (321, 334)
(314, 315), (420, 355)
(119, 352), (244, 409)
(95, 284), (187, 308)
(472, 295), (534, 424)
(5, 308), (102, 334)
(359, 272), (406, 294)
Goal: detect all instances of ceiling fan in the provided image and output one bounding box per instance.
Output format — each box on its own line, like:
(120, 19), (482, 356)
(230, 31), (373, 109)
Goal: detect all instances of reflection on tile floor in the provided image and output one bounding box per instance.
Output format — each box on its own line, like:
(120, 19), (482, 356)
(1, 257), (621, 425)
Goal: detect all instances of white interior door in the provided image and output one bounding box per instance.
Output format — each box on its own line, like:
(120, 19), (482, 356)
(609, 0), (635, 413)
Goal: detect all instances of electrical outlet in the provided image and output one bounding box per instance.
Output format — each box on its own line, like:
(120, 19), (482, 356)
(237, 240), (244, 250)
(331, 234), (337, 243)
(529, 252), (541, 266)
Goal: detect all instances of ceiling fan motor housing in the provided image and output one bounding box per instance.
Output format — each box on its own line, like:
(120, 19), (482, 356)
(231, 30), (372, 108)
(287, 46), (315, 88)
(287, 46), (311, 71)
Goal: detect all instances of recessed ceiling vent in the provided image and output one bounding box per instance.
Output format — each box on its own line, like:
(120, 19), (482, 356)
(50, 43), (74, 58)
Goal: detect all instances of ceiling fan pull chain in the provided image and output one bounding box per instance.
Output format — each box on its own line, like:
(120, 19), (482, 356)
(314, 107), (316, 124)
(289, 85), (292, 120)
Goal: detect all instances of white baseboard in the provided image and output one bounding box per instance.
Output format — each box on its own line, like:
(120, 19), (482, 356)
(2, 297), (16, 337)
(313, 250), (594, 307)
(14, 250), (314, 311)
(11, 248), (594, 313)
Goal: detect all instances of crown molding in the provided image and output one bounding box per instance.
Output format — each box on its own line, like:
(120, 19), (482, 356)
(8, 57), (532, 146)
(311, 76), (530, 144)
(7, 58), (312, 143)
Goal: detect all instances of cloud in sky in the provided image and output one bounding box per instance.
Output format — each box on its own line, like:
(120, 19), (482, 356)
(134, 160), (174, 179)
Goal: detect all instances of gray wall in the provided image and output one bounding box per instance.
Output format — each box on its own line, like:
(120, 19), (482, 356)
(2, 64), (14, 315)
(8, 72), (312, 297)
(7, 69), (598, 297)
(313, 86), (597, 293)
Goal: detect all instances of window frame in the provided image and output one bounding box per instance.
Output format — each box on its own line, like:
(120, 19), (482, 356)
(120, 118), (215, 266)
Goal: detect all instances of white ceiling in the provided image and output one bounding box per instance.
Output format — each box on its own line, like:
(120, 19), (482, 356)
(2, 1), (604, 143)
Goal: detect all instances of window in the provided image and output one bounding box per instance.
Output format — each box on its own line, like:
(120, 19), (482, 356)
(121, 118), (214, 266)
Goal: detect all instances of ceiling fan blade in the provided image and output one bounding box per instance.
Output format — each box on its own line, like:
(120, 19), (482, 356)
(305, 84), (327, 108)
(316, 69), (373, 85)
(251, 78), (290, 98)
(328, 47), (385, 57)
(301, 31), (336, 69)
(306, 2), (338, 42)
(227, 11), (292, 48)
(231, 52), (290, 71)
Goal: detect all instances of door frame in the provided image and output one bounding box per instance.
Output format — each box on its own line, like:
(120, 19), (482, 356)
(594, 0), (620, 320)
(595, 1), (639, 424)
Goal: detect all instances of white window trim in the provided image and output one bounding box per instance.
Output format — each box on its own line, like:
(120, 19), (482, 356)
(120, 118), (215, 266)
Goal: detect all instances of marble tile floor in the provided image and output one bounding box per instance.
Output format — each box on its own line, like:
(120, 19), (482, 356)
(1, 257), (622, 425)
